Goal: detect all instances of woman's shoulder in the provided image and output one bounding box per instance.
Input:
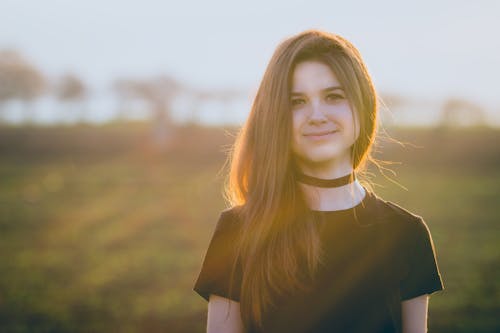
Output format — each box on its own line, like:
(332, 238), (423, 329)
(366, 190), (426, 229)
(214, 205), (245, 233)
(219, 205), (244, 222)
(365, 191), (435, 252)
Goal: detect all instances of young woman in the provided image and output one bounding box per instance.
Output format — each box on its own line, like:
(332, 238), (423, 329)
(194, 29), (444, 333)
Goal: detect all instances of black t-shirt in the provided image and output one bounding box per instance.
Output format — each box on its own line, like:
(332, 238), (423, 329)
(193, 187), (444, 333)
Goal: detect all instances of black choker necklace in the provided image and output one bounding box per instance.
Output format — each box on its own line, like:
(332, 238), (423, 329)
(296, 172), (356, 188)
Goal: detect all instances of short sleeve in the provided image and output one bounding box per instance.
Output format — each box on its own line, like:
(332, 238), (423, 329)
(399, 217), (444, 301)
(193, 209), (243, 302)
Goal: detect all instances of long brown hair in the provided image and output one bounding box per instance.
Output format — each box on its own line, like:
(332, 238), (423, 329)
(225, 29), (378, 331)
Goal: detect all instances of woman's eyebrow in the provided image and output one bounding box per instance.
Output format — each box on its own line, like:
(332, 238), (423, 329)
(291, 86), (344, 96)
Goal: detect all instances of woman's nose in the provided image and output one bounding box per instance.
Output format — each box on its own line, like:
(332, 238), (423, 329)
(308, 100), (328, 123)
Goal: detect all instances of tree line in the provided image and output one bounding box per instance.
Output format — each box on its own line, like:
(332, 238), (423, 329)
(0, 49), (490, 130)
(0, 50), (246, 124)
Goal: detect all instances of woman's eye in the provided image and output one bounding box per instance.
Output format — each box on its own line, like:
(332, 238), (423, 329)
(291, 98), (306, 106)
(326, 93), (344, 101)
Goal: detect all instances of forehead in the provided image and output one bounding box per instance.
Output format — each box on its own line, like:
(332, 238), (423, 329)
(291, 61), (341, 93)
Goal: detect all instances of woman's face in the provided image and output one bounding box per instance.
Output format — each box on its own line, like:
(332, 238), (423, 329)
(290, 61), (360, 173)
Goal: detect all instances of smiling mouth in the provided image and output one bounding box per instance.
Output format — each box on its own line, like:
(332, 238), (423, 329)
(303, 130), (339, 137)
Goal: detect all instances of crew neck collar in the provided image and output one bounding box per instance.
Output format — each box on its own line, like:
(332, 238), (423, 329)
(310, 186), (372, 214)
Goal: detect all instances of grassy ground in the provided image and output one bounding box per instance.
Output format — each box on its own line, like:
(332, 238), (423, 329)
(0, 123), (498, 332)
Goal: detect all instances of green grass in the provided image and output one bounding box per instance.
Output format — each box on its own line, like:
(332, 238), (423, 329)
(0, 124), (498, 332)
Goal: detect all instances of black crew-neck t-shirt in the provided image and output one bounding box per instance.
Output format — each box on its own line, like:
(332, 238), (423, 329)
(193, 188), (444, 333)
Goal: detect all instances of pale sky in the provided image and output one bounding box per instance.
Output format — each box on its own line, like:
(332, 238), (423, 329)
(1, 0), (499, 108)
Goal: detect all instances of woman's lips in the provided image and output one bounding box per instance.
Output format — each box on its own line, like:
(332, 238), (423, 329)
(303, 130), (338, 140)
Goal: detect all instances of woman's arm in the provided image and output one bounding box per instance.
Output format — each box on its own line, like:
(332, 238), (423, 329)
(207, 294), (244, 333)
(401, 294), (429, 333)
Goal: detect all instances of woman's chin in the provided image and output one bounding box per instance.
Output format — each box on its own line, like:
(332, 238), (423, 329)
(296, 153), (350, 167)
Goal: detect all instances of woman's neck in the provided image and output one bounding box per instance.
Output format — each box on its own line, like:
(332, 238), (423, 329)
(295, 157), (366, 211)
(300, 179), (366, 211)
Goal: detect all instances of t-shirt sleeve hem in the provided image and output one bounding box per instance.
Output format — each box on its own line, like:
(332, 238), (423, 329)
(399, 217), (445, 301)
(400, 276), (444, 301)
(193, 286), (210, 302)
(193, 286), (240, 303)
(193, 208), (243, 303)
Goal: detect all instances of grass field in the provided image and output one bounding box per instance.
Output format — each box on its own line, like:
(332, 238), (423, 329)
(0, 123), (498, 332)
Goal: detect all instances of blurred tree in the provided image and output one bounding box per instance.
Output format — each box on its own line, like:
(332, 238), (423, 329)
(55, 73), (86, 101)
(439, 98), (487, 128)
(0, 50), (45, 122)
(113, 75), (181, 149)
(55, 73), (87, 123)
